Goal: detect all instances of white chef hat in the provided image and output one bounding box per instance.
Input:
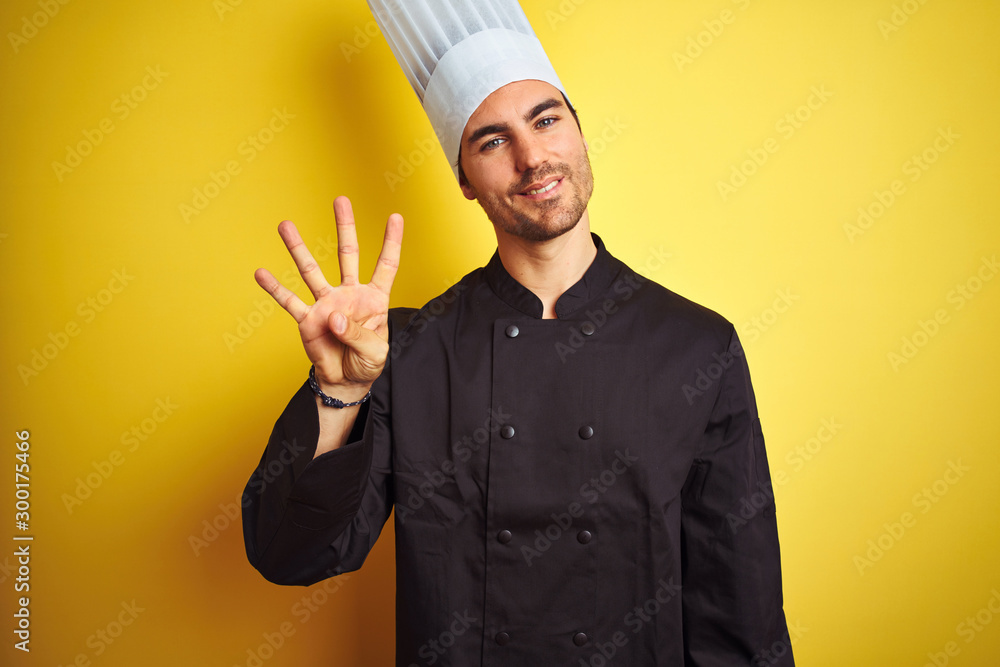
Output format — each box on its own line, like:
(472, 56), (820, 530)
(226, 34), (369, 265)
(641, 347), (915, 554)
(366, 0), (569, 181)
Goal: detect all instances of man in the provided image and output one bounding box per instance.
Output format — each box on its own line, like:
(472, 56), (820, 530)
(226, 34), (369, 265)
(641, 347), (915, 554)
(242, 1), (793, 665)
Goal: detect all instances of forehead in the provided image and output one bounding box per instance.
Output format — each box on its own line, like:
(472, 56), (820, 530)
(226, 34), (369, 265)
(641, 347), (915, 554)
(462, 79), (566, 136)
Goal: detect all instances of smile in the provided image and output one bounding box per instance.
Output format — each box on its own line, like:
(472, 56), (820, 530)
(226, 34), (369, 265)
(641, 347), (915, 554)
(527, 180), (560, 195)
(520, 177), (564, 199)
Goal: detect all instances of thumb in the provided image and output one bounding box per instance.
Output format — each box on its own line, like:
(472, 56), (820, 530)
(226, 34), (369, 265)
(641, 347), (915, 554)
(328, 311), (389, 367)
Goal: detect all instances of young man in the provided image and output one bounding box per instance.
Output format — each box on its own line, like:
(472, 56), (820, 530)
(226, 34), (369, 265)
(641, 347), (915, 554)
(243, 2), (793, 665)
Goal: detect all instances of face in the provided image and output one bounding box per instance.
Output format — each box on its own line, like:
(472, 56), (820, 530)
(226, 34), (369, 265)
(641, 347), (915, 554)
(459, 80), (594, 243)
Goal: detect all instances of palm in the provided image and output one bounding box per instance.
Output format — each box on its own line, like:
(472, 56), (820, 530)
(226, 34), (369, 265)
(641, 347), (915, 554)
(298, 281), (390, 384)
(256, 196), (404, 389)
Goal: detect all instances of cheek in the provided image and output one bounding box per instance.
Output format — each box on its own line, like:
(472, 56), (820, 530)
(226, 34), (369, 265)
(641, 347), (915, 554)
(472, 161), (513, 193)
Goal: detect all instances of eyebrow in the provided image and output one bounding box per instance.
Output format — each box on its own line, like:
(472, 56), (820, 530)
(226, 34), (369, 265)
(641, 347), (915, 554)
(465, 97), (566, 148)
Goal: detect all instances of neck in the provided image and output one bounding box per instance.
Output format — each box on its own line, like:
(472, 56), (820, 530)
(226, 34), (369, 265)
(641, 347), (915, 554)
(494, 210), (597, 319)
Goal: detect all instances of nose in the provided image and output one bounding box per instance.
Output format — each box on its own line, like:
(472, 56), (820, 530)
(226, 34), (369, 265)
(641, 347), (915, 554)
(513, 131), (546, 173)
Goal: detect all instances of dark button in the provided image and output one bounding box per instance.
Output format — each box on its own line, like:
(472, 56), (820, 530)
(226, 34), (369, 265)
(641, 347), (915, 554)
(495, 631), (510, 646)
(497, 530), (512, 544)
(578, 425), (594, 440)
(505, 324), (519, 338)
(580, 322), (596, 336)
(573, 632), (589, 646)
(501, 425), (515, 439)
(577, 530), (592, 544)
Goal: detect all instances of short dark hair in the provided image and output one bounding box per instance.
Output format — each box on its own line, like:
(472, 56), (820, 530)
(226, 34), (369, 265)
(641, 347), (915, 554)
(457, 91), (581, 186)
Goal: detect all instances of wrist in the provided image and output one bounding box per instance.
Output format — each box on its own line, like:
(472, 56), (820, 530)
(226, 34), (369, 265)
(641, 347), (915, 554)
(308, 366), (372, 408)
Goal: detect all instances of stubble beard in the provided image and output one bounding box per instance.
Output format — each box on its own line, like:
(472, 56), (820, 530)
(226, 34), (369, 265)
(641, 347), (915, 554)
(477, 150), (595, 243)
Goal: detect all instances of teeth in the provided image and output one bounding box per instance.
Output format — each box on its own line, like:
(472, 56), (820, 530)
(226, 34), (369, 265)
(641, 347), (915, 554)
(527, 180), (559, 195)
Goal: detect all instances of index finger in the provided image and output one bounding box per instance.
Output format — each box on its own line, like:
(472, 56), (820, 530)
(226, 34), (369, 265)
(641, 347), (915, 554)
(370, 212), (404, 295)
(254, 267), (310, 322)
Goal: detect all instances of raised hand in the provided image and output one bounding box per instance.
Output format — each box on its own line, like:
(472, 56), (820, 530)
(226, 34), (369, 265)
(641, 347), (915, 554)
(255, 196), (404, 399)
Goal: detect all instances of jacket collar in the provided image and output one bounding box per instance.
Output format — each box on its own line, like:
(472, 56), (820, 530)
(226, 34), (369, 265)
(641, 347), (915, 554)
(484, 233), (625, 319)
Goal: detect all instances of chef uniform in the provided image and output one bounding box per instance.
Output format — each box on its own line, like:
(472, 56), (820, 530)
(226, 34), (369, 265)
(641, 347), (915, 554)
(242, 1), (794, 665)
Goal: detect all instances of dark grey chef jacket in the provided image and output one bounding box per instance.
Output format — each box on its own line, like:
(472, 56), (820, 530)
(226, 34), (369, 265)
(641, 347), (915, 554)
(242, 235), (794, 666)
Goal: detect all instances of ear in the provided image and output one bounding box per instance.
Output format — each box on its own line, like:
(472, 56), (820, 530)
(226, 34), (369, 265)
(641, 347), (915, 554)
(583, 136), (589, 152)
(459, 174), (477, 201)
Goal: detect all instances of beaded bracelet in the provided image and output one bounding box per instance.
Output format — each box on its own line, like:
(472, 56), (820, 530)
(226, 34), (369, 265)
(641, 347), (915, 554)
(307, 366), (372, 408)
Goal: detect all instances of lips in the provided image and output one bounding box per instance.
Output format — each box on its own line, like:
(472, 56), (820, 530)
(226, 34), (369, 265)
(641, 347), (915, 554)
(520, 176), (563, 197)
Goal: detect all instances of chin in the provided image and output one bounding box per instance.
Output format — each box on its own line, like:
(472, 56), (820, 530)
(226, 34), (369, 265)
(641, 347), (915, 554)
(496, 210), (582, 243)
(477, 177), (592, 243)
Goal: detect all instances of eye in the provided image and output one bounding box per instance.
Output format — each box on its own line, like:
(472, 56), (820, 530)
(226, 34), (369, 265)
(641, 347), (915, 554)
(481, 136), (506, 152)
(536, 116), (558, 129)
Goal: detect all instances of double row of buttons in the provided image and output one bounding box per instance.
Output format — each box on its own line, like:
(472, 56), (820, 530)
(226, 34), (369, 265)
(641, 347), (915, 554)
(497, 425), (595, 440)
(493, 631), (591, 646)
(495, 529), (592, 544)
(493, 321), (597, 651)
(505, 323), (597, 339)
(501, 322), (596, 439)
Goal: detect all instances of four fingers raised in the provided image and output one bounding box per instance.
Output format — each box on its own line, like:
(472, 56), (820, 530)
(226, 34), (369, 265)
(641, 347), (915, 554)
(257, 199), (404, 323)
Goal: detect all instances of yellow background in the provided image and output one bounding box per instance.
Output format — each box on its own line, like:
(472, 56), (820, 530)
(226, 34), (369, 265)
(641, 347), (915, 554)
(2, 0), (999, 665)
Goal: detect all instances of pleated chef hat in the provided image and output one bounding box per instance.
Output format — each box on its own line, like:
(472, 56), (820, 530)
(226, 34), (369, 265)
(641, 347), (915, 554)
(366, 0), (568, 181)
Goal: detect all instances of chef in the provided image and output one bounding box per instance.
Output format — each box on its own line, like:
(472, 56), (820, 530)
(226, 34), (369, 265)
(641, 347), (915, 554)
(242, 1), (794, 665)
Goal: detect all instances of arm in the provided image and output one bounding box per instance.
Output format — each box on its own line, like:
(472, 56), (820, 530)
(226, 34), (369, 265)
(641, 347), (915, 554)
(241, 196), (403, 585)
(680, 328), (794, 666)
(241, 358), (394, 586)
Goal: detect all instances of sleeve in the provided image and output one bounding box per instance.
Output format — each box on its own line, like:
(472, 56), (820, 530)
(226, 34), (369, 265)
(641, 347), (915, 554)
(680, 327), (794, 666)
(241, 353), (394, 587)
